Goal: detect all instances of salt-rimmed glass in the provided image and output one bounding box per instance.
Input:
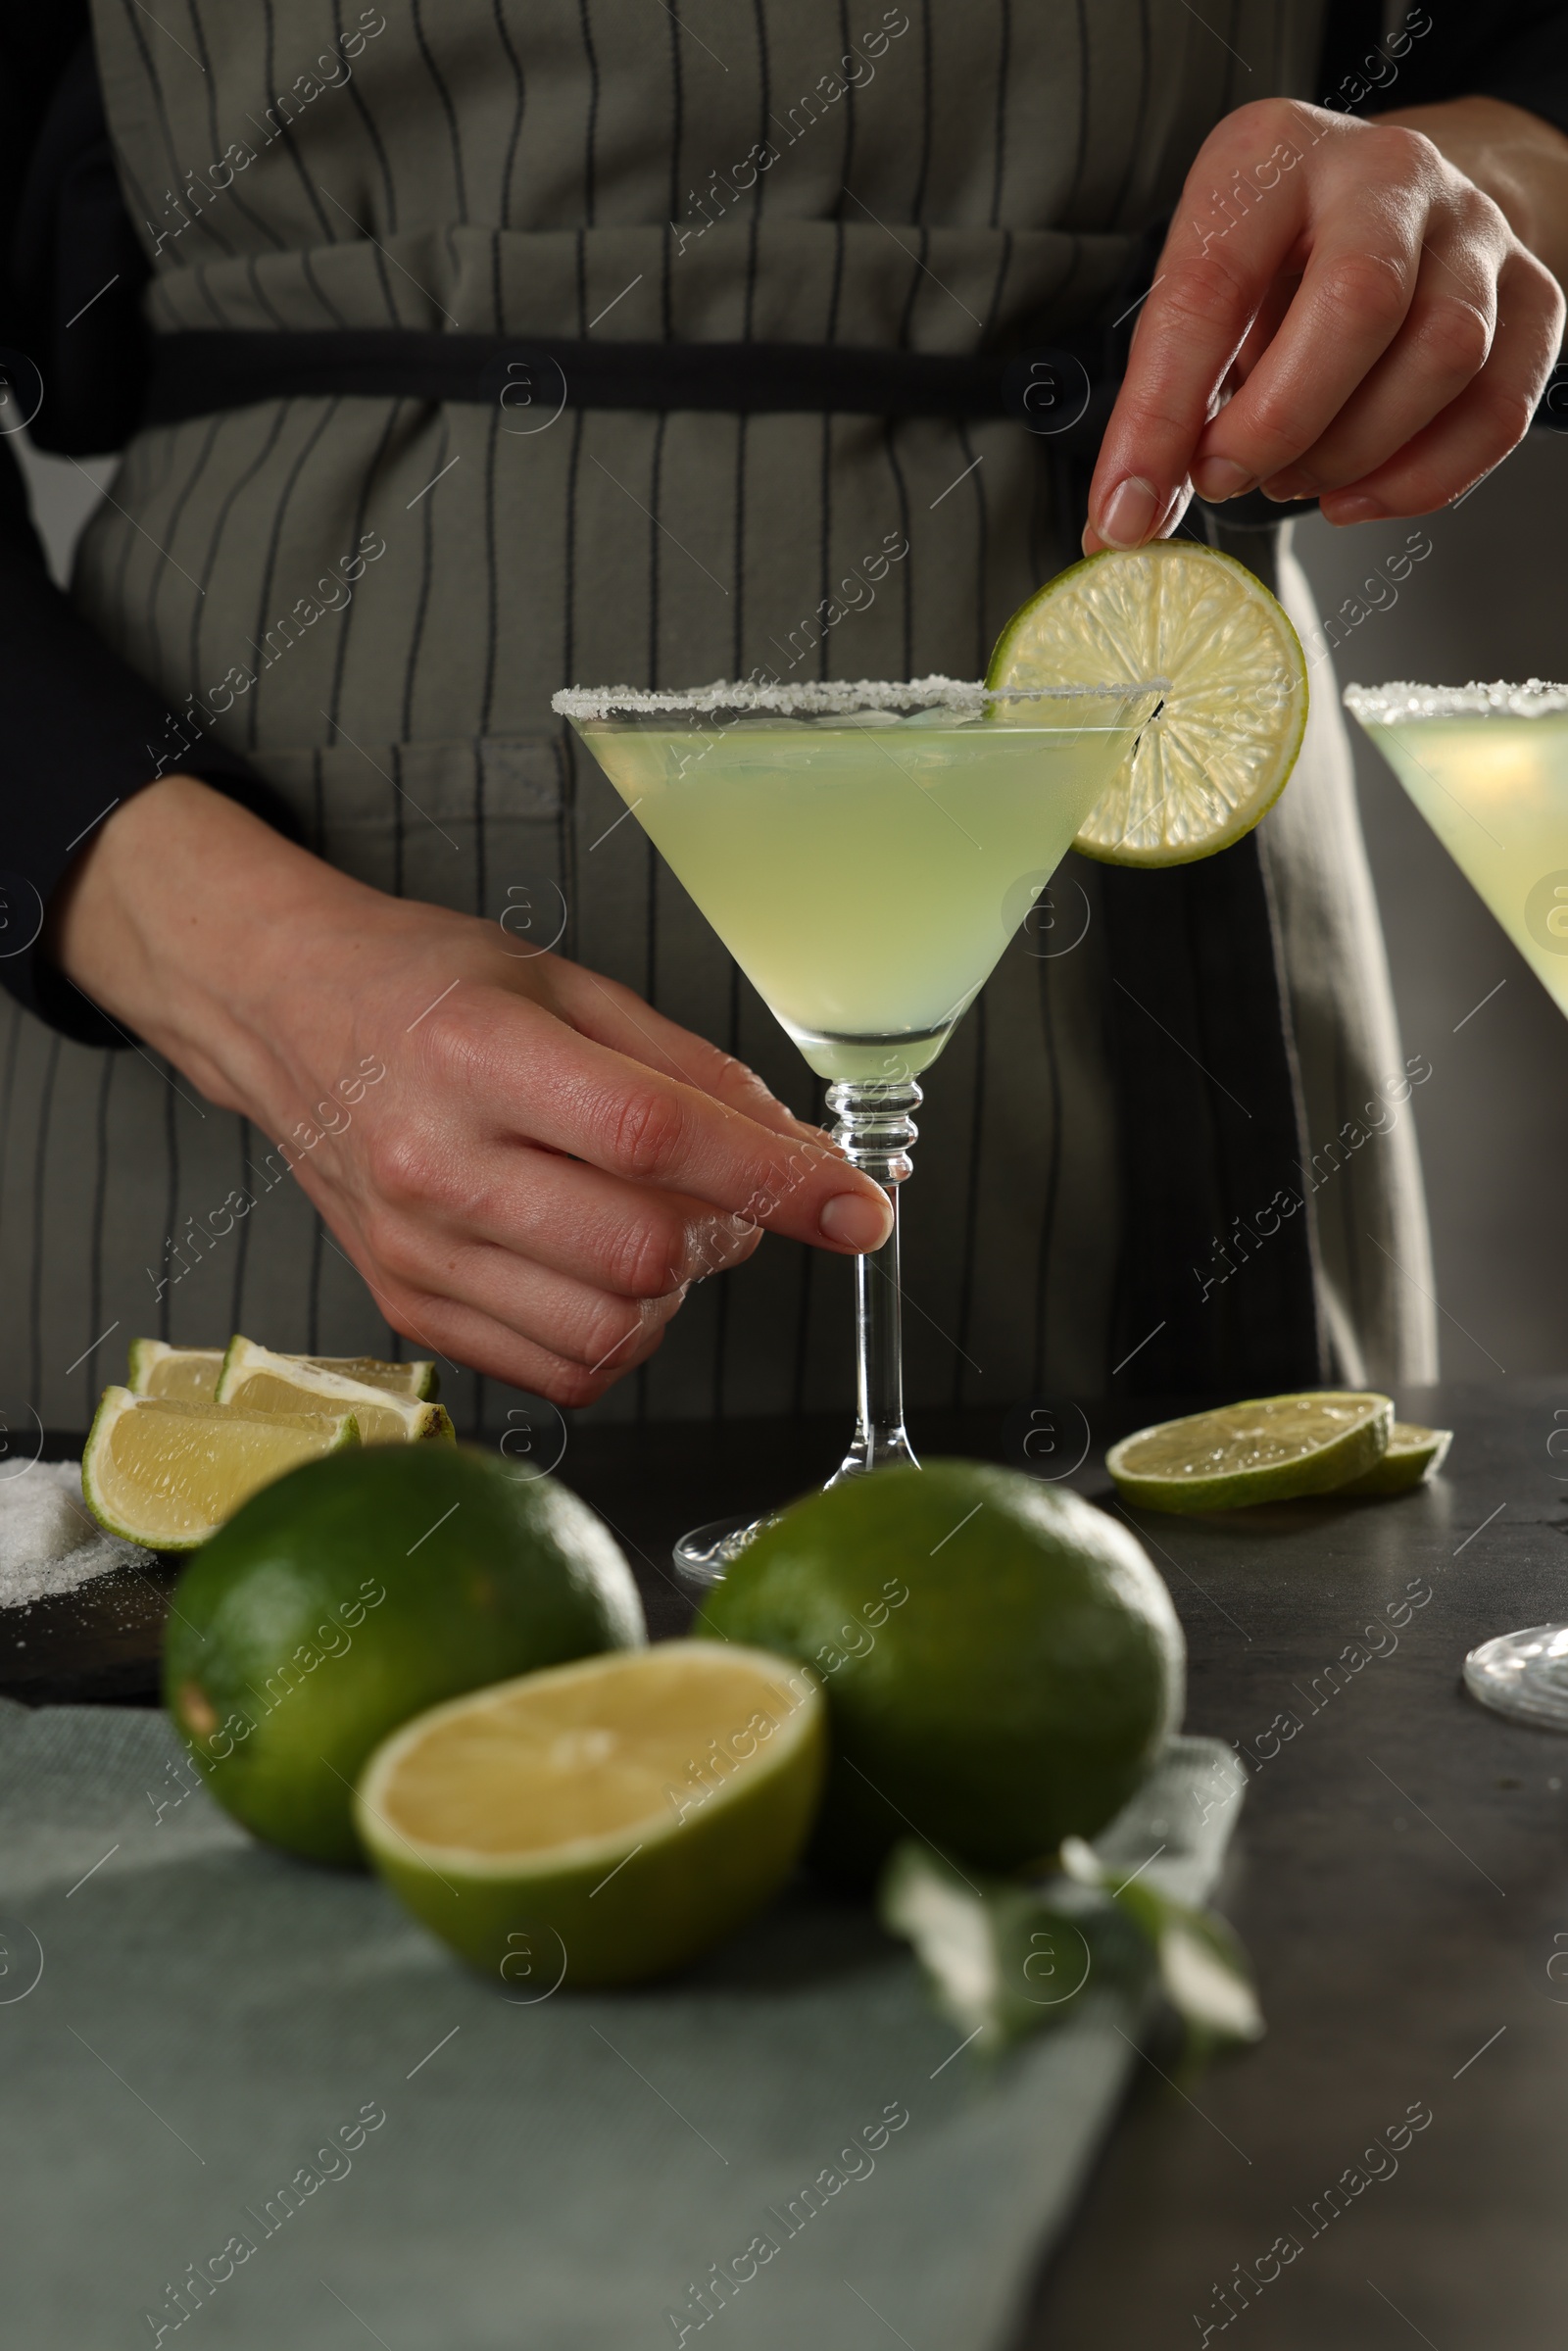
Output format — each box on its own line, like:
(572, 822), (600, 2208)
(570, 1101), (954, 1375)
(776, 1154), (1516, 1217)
(556, 674), (1164, 1580)
(1347, 678), (1568, 1729)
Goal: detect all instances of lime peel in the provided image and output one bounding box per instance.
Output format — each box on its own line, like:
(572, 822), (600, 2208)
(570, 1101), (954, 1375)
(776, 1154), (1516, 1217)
(1336, 1421), (1451, 1497)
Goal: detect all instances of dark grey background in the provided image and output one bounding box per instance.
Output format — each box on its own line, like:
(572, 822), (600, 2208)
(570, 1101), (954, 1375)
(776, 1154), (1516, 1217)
(17, 429), (1568, 1379)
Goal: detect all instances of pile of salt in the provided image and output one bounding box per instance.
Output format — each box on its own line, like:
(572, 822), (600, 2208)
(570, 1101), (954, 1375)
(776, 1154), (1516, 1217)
(0, 1461), (157, 1608)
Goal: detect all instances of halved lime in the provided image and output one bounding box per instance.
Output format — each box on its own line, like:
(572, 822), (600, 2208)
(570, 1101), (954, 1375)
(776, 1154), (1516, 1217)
(126, 1340), (224, 1403)
(987, 542), (1308, 864)
(356, 1642), (825, 1985)
(82, 1388), (360, 1549)
(1106, 1392), (1393, 1514)
(215, 1337), (453, 1444)
(1336, 1421), (1451, 1497)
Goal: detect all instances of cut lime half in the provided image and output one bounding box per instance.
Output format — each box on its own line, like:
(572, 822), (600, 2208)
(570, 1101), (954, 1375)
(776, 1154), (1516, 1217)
(357, 1641), (825, 1985)
(1106, 1392), (1393, 1514)
(987, 542), (1308, 864)
(82, 1388), (360, 1550)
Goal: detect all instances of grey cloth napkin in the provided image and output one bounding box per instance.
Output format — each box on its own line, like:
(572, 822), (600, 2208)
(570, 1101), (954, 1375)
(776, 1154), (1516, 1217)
(0, 1699), (1245, 2349)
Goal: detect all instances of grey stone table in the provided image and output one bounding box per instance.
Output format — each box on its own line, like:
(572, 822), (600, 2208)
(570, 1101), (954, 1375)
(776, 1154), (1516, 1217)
(14, 1382), (1565, 2348)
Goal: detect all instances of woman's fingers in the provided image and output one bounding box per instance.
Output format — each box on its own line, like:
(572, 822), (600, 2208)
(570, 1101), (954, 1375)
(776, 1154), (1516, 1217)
(1188, 192), (1432, 498)
(371, 1271), (671, 1410)
(1084, 98), (1552, 551)
(1253, 229), (1498, 499)
(544, 956), (829, 1147)
(1314, 246), (1563, 519)
(368, 1214), (691, 1374)
(1085, 102), (1349, 544)
(411, 982), (892, 1254)
(353, 1130), (764, 1299)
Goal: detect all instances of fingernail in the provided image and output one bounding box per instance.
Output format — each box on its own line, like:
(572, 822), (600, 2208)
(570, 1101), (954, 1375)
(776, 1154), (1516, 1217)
(1262, 471), (1311, 503)
(1096, 474), (1160, 549)
(819, 1191), (894, 1251)
(1323, 493), (1386, 526)
(1193, 457), (1256, 502)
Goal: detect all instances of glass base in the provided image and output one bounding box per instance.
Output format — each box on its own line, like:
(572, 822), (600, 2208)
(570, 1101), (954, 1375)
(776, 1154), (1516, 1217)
(1463, 1623), (1568, 1729)
(674, 1433), (924, 1587)
(672, 1513), (783, 1589)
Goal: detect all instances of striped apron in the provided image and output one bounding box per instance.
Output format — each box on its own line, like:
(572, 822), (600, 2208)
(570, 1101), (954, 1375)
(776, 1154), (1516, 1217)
(0, 0), (1437, 1436)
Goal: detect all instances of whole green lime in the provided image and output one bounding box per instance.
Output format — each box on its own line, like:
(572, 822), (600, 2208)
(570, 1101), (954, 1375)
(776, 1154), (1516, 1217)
(162, 1446), (645, 1863)
(696, 1460), (1184, 1882)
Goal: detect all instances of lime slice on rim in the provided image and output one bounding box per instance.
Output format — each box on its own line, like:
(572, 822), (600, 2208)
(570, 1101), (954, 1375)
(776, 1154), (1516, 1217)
(1106, 1392), (1393, 1514)
(1336, 1421), (1452, 1497)
(987, 541), (1308, 865)
(357, 1641), (826, 1986)
(215, 1337), (454, 1444)
(82, 1388), (360, 1549)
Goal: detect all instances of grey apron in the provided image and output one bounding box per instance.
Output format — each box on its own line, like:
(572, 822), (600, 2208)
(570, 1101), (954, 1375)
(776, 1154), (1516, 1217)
(0, 0), (1436, 1435)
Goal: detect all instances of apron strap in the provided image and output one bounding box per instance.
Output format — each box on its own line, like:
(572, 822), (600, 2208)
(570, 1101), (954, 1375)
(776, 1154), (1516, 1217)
(143, 327), (1137, 438)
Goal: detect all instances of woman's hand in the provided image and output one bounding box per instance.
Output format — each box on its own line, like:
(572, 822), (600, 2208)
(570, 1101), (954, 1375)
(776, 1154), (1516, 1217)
(1085, 94), (1566, 549)
(47, 776), (893, 1405)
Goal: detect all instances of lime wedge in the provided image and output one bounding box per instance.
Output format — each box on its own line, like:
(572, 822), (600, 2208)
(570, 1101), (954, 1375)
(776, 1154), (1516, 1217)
(303, 1354), (438, 1400)
(356, 1642), (825, 1985)
(1106, 1392), (1393, 1514)
(987, 542), (1308, 864)
(126, 1341), (224, 1403)
(127, 1339), (435, 1402)
(1336, 1421), (1451, 1497)
(215, 1338), (454, 1444)
(82, 1388), (360, 1550)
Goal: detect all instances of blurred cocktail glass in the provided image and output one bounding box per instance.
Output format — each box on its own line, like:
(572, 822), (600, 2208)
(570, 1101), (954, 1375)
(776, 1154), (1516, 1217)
(1348, 678), (1568, 1727)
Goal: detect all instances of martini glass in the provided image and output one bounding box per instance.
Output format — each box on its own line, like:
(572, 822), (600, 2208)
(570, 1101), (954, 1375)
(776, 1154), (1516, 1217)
(1346, 678), (1568, 1728)
(556, 675), (1164, 1581)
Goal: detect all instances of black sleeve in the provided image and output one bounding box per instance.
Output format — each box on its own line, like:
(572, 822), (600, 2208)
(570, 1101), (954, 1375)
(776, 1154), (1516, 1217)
(0, 14), (298, 1049)
(1318, 3), (1568, 143)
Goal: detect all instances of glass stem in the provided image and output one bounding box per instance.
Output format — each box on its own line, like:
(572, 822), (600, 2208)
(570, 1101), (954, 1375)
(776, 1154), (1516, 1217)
(825, 1078), (922, 1481)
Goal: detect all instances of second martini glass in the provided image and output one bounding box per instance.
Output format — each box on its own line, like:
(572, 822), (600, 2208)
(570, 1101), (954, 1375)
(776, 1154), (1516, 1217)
(556, 675), (1163, 1580)
(1347, 679), (1568, 1730)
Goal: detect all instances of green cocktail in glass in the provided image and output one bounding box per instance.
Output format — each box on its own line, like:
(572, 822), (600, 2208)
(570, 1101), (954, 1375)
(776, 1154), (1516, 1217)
(558, 677), (1163, 1577)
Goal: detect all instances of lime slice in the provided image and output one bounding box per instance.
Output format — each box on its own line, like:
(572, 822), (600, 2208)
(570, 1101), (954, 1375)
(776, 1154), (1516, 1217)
(1106, 1392), (1393, 1514)
(215, 1338), (454, 1444)
(1336, 1421), (1451, 1497)
(356, 1642), (825, 1985)
(82, 1388), (360, 1550)
(987, 542), (1308, 864)
(304, 1354), (438, 1400)
(126, 1341), (224, 1403)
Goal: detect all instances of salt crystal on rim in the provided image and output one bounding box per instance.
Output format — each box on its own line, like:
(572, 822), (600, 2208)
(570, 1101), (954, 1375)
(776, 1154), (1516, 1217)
(0, 1460), (157, 1609)
(551, 674), (1165, 721)
(1345, 679), (1568, 723)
